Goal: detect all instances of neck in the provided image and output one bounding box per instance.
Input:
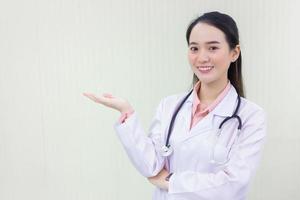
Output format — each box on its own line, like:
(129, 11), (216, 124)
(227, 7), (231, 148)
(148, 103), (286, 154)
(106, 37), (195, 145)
(198, 78), (229, 104)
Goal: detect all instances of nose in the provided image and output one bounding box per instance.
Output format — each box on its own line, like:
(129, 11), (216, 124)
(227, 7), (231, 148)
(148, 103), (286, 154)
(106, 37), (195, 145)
(196, 49), (210, 63)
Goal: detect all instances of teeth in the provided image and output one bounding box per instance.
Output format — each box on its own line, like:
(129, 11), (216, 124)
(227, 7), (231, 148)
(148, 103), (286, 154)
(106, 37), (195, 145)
(198, 66), (213, 70)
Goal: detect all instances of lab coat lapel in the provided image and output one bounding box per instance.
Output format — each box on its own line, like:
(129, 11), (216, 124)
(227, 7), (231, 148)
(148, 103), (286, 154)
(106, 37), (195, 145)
(171, 92), (213, 144)
(183, 104), (213, 131)
(172, 110), (213, 146)
(211, 85), (238, 117)
(173, 85), (238, 145)
(179, 89), (214, 133)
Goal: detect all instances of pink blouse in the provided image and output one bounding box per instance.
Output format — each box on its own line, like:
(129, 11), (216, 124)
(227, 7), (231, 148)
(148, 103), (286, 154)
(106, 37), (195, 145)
(189, 81), (231, 130)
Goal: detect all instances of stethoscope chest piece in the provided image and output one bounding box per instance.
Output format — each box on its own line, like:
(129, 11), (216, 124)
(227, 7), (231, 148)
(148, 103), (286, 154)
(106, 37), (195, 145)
(160, 145), (173, 157)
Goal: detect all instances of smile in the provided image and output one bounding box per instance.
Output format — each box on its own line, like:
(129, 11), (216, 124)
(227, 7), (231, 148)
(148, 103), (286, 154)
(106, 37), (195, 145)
(197, 66), (214, 73)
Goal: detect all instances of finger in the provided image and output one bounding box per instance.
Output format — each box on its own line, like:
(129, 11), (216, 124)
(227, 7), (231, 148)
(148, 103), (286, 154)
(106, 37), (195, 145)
(102, 93), (115, 98)
(83, 92), (118, 110)
(83, 93), (94, 101)
(83, 92), (95, 99)
(82, 92), (90, 97)
(83, 93), (105, 104)
(83, 93), (98, 102)
(147, 177), (157, 184)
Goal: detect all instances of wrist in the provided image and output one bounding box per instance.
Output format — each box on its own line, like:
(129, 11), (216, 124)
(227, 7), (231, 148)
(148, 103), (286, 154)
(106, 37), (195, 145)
(164, 173), (172, 191)
(120, 106), (134, 114)
(163, 179), (169, 191)
(165, 173), (173, 182)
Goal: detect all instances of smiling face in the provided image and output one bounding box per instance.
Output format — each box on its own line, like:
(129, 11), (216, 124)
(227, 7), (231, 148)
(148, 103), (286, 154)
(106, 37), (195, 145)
(188, 22), (240, 87)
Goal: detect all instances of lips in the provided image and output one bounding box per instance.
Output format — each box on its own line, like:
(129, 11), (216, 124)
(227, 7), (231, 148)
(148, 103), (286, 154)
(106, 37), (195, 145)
(197, 66), (214, 73)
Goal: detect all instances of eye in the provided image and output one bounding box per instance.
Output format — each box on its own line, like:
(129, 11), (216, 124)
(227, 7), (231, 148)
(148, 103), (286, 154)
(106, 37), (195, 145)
(189, 46), (198, 52)
(208, 46), (218, 51)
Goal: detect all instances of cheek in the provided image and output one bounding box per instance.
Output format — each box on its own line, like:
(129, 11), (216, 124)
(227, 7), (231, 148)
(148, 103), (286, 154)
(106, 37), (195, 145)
(188, 54), (196, 64)
(212, 52), (231, 67)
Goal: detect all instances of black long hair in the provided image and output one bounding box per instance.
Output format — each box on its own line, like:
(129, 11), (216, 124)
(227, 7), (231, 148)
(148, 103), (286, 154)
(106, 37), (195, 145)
(186, 11), (245, 97)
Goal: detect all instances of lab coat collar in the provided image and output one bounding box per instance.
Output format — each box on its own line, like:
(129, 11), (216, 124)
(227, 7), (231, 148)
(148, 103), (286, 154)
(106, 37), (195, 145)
(172, 85), (238, 146)
(185, 84), (238, 117)
(211, 85), (238, 117)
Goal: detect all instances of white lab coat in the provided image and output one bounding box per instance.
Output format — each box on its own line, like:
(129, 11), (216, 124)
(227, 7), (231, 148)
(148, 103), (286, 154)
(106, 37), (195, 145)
(114, 85), (266, 200)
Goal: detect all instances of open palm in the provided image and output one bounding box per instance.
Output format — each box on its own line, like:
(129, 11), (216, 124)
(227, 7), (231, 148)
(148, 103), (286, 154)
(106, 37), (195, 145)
(83, 92), (133, 113)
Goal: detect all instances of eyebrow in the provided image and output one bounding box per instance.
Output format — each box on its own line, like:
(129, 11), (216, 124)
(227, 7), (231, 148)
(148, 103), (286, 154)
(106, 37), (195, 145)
(189, 41), (220, 46)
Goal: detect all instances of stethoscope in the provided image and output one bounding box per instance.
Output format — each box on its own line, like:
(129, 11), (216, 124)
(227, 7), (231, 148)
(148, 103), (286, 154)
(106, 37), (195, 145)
(160, 88), (242, 164)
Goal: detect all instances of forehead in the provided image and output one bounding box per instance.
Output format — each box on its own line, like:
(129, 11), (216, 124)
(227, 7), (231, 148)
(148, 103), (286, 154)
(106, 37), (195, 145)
(189, 22), (226, 44)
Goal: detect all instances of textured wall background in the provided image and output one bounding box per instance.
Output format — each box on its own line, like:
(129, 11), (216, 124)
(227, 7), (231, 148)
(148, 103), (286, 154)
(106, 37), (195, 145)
(0, 0), (299, 199)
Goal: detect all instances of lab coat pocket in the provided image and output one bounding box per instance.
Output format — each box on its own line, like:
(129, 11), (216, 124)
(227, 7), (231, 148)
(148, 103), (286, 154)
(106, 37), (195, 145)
(205, 133), (231, 166)
(211, 143), (230, 165)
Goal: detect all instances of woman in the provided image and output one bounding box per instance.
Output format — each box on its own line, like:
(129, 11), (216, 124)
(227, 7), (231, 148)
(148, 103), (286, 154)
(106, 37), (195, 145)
(83, 11), (266, 200)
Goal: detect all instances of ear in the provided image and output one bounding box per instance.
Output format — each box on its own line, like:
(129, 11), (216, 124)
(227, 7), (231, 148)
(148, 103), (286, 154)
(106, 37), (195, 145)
(231, 45), (240, 62)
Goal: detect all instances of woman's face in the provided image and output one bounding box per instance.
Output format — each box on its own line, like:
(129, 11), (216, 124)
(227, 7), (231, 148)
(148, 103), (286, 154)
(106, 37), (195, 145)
(188, 22), (240, 86)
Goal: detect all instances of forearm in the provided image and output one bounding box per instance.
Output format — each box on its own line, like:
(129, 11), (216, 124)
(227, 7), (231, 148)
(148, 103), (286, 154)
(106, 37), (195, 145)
(114, 112), (165, 177)
(148, 168), (171, 191)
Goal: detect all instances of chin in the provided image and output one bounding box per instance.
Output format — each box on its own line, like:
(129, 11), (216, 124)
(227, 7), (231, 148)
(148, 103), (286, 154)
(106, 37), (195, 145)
(199, 80), (214, 85)
(196, 75), (216, 85)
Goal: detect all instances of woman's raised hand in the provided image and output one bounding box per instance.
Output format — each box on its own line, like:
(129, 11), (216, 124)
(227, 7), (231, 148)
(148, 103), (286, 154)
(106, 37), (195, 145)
(82, 92), (133, 114)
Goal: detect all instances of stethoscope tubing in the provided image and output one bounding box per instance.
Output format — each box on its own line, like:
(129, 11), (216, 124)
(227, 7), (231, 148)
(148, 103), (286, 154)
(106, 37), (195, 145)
(165, 88), (242, 148)
(165, 90), (193, 148)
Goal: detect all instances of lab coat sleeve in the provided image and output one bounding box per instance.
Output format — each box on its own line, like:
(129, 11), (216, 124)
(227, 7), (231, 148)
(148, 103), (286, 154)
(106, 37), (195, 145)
(168, 108), (267, 199)
(113, 98), (166, 177)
